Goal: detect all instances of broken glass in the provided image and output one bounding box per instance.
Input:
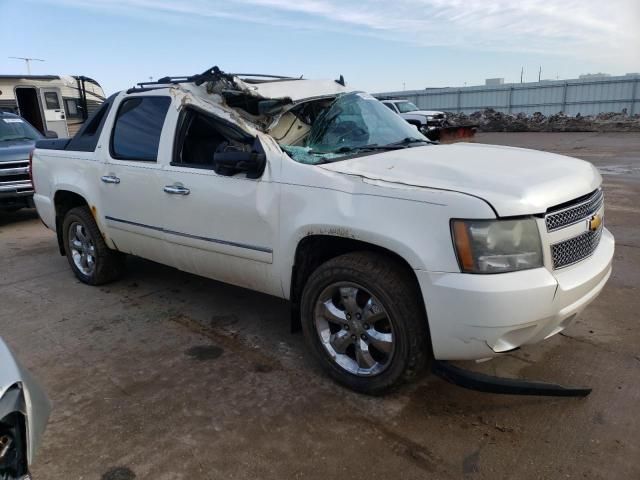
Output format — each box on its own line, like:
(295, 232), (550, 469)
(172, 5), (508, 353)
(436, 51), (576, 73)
(282, 92), (428, 165)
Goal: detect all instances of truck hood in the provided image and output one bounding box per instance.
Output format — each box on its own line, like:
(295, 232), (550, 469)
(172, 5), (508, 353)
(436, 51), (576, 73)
(319, 142), (601, 217)
(0, 139), (36, 162)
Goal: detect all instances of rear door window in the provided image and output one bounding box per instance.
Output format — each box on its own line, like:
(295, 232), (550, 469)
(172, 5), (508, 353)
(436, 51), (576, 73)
(110, 96), (170, 162)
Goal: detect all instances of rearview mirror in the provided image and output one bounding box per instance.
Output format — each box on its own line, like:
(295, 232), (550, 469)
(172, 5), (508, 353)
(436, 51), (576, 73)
(44, 130), (58, 139)
(213, 150), (266, 179)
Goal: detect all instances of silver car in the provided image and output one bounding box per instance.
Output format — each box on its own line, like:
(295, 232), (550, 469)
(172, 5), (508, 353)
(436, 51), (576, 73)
(0, 339), (50, 479)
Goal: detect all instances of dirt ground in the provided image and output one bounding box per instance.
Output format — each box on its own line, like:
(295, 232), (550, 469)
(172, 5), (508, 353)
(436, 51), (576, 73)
(1, 132), (639, 479)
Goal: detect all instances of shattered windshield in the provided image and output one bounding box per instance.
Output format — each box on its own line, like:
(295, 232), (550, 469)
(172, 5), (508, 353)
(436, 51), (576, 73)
(396, 102), (419, 113)
(281, 92), (429, 165)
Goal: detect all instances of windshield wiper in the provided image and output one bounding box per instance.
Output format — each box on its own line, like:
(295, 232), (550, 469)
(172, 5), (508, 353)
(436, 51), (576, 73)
(311, 144), (407, 155)
(385, 137), (432, 147)
(312, 139), (432, 164)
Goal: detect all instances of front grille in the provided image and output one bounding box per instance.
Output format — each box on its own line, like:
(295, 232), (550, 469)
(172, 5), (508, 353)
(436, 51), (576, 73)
(551, 226), (603, 269)
(545, 189), (603, 232)
(0, 160), (32, 194)
(0, 159), (29, 172)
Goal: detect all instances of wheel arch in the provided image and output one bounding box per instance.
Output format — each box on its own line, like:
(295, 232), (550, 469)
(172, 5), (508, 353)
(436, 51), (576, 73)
(53, 190), (89, 255)
(289, 234), (427, 332)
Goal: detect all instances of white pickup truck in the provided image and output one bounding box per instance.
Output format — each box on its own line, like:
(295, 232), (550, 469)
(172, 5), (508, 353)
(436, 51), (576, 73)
(381, 99), (447, 130)
(31, 67), (614, 394)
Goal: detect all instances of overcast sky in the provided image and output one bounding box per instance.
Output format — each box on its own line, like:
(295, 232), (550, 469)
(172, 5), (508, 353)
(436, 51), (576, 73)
(1, 0), (638, 95)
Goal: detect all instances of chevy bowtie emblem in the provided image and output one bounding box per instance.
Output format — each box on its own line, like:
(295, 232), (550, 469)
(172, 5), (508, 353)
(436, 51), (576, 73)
(588, 214), (602, 231)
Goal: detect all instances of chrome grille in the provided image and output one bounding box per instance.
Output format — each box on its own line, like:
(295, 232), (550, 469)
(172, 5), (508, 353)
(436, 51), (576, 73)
(551, 226), (603, 269)
(0, 160), (32, 193)
(545, 189), (603, 232)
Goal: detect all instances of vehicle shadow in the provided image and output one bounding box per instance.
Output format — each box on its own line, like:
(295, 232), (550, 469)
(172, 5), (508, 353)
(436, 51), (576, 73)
(0, 208), (39, 227)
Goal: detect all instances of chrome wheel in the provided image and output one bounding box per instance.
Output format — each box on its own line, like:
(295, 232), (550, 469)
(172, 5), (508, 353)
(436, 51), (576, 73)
(313, 282), (395, 376)
(68, 221), (96, 276)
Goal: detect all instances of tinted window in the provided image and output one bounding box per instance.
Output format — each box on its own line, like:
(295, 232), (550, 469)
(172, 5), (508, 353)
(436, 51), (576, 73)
(111, 97), (170, 162)
(44, 92), (60, 109)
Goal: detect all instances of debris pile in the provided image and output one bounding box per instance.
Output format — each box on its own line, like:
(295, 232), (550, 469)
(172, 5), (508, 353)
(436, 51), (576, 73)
(446, 109), (640, 133)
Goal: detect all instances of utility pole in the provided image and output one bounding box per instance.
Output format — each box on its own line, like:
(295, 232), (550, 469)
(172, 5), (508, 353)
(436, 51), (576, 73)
(9, 56), (45, 75)
(520, 67), (524, 83)
(538, 66), (542, 82)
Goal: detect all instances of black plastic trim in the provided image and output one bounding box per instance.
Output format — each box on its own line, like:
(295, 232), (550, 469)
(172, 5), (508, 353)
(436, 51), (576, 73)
(64, 93), (117, 152)
(34, 138), (71, 150)
(432, 361), (591, 397)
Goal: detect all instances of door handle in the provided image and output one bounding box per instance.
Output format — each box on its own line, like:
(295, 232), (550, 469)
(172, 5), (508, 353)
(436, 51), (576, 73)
(101, 175), (120, 184)
(163, 185), (190, 195)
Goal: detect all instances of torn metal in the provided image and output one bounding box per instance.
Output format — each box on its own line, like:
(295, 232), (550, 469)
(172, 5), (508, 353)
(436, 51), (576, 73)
(146, 66), (431, 166)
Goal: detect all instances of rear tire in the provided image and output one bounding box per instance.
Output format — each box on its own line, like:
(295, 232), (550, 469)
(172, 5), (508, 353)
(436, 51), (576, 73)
(300, 251), (430, 395)
(62, 206), (125, 285)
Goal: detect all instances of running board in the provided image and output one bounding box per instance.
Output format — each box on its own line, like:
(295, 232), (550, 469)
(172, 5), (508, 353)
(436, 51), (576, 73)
(432, 361), (592, 397)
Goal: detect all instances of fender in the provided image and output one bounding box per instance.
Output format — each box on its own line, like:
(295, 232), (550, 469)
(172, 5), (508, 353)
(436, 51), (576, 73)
(280, 224), (425, 301)
(53, 185), (116, 252)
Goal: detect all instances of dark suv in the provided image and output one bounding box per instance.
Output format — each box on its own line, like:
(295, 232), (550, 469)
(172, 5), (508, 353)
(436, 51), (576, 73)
(0, 112), (48, 211)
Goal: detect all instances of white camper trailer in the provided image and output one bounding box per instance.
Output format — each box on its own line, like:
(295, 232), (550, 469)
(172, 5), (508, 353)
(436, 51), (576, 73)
(0, 75), (105, 137)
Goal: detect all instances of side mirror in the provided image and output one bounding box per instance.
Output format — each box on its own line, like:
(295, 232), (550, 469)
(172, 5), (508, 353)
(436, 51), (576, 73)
(45, 130), (58, 139)
(213, 150), (266, 179)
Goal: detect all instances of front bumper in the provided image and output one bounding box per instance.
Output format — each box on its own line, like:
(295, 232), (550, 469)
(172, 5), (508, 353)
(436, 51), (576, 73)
(418, 227), (614, 360)
(0, 170), (34, 208)
(0, 190), (33, 209)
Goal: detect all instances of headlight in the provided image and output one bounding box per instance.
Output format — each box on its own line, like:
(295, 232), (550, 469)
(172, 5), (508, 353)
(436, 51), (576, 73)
(451, 218), (543, 273)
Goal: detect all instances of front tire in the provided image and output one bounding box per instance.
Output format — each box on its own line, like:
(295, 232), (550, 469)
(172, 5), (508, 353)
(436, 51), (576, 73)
(62, 206), (125, 285)
(300, 251), (429, 395)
